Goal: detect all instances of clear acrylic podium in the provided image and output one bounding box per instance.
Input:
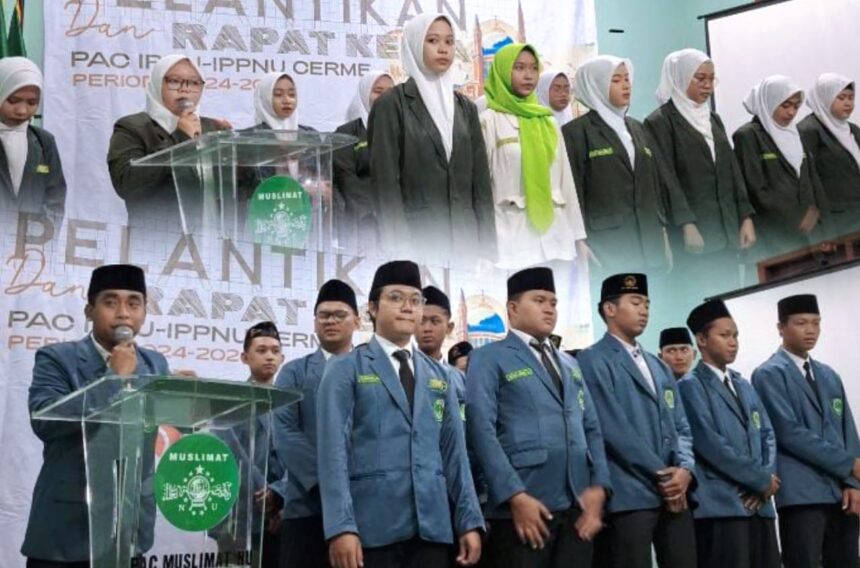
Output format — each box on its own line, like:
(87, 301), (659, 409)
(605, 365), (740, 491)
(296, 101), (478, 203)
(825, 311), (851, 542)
(131, 129), (357, 251)
(31, 375), (301, 568)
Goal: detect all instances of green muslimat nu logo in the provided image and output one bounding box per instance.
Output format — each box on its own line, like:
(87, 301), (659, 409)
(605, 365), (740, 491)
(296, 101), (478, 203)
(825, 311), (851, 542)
(155, 433), (239, 531)
(247, 176), (312, 247)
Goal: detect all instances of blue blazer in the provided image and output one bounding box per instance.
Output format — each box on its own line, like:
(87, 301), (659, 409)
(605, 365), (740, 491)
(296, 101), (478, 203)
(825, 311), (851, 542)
(273, 349), (327, 519)
(316, 337), (483, 548)
(577, 333), (696, 513)
(465, 332), (611, 518)
(678, 361), (776, 519)
(22, 337), (168, 562)
(752, 349), (860, 508)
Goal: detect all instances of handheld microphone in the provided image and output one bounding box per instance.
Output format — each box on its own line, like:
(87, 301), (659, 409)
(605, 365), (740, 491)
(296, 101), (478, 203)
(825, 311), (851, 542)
(176, 98), (196, 113)
(113, 325), (134, 344)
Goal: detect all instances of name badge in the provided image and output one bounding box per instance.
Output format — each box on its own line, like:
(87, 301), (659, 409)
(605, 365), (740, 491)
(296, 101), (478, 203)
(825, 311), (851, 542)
(505, 368), (534, 382)
(428, 378), (448, 393)
(588, 147), (614, 159)
(761, 152), (779, 161)
(354, 141), (368, 151)
(35, 164), (50, 174)
(357, 374), (380, 385)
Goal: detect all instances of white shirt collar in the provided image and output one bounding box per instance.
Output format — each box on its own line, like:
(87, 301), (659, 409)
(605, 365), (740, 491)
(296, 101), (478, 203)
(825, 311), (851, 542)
(374, 334), (416, 358)
(704, 362), (729, 382)
(782, 347), (812, 375)
(610, 333), (640, 355)
(89, 332), (111, 363)
(511, 328), (551, 351)
(321, 347), (334, 361)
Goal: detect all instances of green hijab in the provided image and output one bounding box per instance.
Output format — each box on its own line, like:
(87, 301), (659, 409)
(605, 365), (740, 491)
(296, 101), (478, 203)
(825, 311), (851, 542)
(484, 43), (557, 234)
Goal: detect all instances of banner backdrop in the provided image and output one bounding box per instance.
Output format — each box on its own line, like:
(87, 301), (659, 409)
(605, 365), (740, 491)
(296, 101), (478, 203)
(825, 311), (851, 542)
(0, 1), (597, 565)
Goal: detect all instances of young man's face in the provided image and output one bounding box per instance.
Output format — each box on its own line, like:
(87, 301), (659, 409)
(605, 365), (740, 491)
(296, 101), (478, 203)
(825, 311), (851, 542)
(417, 304), (453, 358)
(369, 285), (424, 344)
(605, 294), (650, 338)
(241, 337), (284, 383)
(697, 317), (738, 368)
(508, 290), (558, 340)
(85, 290), (146, 349)
(660, 344), (696, 377)
(779, 313), (821, 354)
(314, 300), (358, 351)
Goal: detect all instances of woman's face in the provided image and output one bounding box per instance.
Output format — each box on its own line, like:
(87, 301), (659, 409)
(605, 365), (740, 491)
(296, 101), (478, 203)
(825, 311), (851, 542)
(160, 59), (204, 115)
(608, 63), (632, 108)
(773, 92), (803, 127)
(422, 18), (455, 74)
(0, 85), (40, 126)
(368, 75), (394, 107)
(830, 87), (855, 120)
(271, 76), (297, 119)
(510, 49), (539, 98)
(686, 61), (716, 104)
(547, 74), (570, 111)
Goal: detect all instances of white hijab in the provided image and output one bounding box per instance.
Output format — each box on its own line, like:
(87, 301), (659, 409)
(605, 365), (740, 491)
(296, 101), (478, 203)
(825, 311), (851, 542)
(806, 73), (860, 170)
(537, 70), (574, 126)
(656, 48), (715, 160)
(0, 57), (42, 194)
(347, 71), (393, 128)
(401, 13), (457, 159)
(743, 75), (805, 176)
(254, 72), (298, 130)
(573, 56), (635, 167)
(145, 54), (204, 134)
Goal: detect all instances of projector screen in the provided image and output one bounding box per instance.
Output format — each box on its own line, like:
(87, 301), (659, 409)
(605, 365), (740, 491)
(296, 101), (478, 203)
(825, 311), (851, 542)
(721, 261), (860, 414)
(706, 0), (860, 137)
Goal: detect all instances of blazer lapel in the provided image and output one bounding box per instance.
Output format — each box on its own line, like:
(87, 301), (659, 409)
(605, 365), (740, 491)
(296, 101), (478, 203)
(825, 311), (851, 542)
(367, 338), (412, 424)
(608, 336), (658, 402)
(17, 128), (41, 198)
(505, 333), (563, 406)
(700, 363), (745, 424)
(405, 79), (448, 164)
(0, 140), (15, 201)
(592, 113), (633, 173)
(778, 350), (822, 414)
(76, 338), (108, 387)
(668, 100), (715, 168)
(307, 349), (326, 389)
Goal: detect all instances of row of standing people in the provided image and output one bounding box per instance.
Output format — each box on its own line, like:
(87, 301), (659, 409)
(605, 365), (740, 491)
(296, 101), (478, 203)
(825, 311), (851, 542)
(21, 262), (860, 568)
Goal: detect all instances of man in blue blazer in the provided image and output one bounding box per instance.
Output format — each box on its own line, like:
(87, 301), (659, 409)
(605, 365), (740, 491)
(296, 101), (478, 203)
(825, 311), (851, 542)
(678, 300), (780, 568)
(577, 273), (697, 568)
(317, 261), (483, 568)
(273, 279), (359, 568)
(752, 294), (860, 568)
(466, 267), (611, 568)
(21, 264), (169, 568)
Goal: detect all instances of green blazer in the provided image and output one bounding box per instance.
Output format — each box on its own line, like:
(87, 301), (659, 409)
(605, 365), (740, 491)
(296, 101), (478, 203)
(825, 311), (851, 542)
(798, 113), (860, 237)
(368, 78), (496, 264)
(0, 125), (65, 219)
(107, 112), (224, 229)
(645, 101), (755, 255)
(733, 119), (827, 258)
(563, 111), (668, 270)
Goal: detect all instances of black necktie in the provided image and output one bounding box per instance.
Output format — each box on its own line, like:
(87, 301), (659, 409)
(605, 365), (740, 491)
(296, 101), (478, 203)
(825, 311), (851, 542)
(393, 349), (415, 409)
(723, 375), (744, 418)
(803, 361), (819, 405)
(531, 339), (564, 398)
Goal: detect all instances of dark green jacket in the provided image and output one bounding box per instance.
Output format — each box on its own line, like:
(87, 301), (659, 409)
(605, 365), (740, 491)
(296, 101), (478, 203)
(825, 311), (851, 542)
(733, 119), (827, 257)
(798, 113), (860, 236)
(0, 125), (65, 219)
(645, 101), (755, 254)
(368, 78), (496, 264)
(563, 111), (668, 270)
(107, 112), (224, 229)
(333, 118), (377, 251)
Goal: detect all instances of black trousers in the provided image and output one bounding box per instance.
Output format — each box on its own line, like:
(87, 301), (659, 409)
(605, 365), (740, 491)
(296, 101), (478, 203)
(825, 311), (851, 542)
(694, 516), (780, 568)
(281, 516), (330, 568)
(26, 561), (90, 568)
(487, 507), (593, 568)
(362, 538), (451, 568)
(779, 504), (860, 568)
(594, 507), (697, 568)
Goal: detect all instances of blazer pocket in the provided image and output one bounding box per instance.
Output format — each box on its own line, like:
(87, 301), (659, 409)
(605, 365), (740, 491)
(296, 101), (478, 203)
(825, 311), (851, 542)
(509, 448), (548, 469)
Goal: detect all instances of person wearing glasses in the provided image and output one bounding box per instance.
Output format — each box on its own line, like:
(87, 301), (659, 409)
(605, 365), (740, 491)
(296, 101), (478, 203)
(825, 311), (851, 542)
(107, 54), (231, 232)
(645, 49), (756, 293)
(317, 260), (484, 568)
(536, 69), (573, 128)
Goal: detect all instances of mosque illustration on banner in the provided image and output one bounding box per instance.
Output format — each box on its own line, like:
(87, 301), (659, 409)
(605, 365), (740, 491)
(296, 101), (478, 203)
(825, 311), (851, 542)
(456, 290), (507, 347)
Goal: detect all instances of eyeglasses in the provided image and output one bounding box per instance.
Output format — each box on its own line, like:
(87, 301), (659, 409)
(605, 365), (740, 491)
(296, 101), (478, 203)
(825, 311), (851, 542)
(382, 291), (425, 308)
(164, 77), (205, 92)
(315, 310), (352, 323)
